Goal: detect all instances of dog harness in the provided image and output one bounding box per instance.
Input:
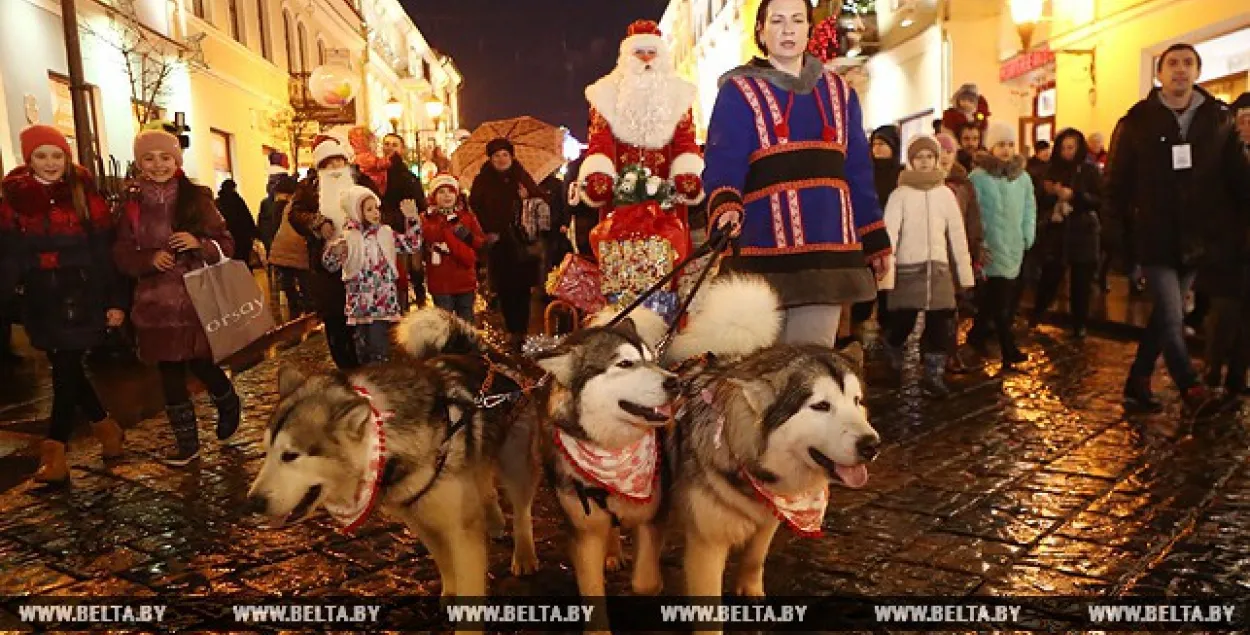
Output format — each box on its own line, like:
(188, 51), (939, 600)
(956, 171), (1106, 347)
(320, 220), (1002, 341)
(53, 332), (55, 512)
(554, 428), (660, 504)
(700, 388), (830, 538)
(325, 385), (391, 535)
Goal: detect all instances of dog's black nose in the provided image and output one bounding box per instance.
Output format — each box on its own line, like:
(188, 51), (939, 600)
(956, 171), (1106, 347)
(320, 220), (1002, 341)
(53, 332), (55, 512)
(245, 493), (269, 515)
(663, 376), (681, 394)
(855, 436), (880, 462)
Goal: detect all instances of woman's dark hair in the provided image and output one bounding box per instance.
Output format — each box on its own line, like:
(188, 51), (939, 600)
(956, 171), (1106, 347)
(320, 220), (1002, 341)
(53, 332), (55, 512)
(173, 172), (207, 233)
(754, 0), (815, 56)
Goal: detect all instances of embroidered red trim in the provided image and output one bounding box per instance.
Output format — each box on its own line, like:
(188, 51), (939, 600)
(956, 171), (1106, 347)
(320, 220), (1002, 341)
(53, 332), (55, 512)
(743, 178), (848, 205)
(737, 243), (865, 256)
(748, 141), (847, 163)
(857, 220), (886, 236)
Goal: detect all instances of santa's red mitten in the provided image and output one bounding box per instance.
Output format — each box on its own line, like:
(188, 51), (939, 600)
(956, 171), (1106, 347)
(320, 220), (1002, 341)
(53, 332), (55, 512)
(673, 174), (703, 201)
(583, 172), (615, 206)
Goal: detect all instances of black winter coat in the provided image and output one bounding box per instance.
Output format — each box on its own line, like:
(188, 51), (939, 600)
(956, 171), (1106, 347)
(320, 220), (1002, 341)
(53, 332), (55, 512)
(0, 167), (126, 352)
(217, 191), (257, 265)
(1036, 129), (1103, 265)
(1107, 86), (1250, 270)
(381, 154), (426, 233)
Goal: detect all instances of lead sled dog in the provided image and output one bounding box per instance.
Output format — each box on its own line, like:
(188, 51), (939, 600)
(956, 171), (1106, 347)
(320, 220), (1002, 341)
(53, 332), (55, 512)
(245, 311), (545, 609)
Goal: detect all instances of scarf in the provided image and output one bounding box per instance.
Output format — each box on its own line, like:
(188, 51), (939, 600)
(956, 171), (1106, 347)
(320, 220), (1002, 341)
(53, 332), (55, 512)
(897, 167), (947, 190)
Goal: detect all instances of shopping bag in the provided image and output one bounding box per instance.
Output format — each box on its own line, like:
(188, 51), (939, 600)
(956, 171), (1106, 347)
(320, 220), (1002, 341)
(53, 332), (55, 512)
(184, 241), (276, 362)
(544, 217), (605, 314)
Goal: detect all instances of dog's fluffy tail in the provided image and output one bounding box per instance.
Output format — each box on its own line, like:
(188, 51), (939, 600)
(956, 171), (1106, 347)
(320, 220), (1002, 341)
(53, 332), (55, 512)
(398, 307), (483, 360)
(664, 275), (782, 364)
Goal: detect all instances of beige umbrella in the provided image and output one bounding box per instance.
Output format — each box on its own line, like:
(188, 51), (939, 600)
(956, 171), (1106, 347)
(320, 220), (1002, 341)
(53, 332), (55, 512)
(451, 116), (566, 188)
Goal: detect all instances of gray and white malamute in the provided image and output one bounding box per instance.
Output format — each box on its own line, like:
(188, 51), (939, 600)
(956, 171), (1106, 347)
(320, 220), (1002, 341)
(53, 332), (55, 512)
(529, 276), (790, 610)
(246, 309), (544, 603)
(660, 277), (880, 617)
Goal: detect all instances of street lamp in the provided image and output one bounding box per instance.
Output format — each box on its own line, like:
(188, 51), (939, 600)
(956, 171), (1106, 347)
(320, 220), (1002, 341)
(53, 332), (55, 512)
(1010, 0), (1044, 51)
(424, 96), (445, 121)
(384, 97), (403, 133)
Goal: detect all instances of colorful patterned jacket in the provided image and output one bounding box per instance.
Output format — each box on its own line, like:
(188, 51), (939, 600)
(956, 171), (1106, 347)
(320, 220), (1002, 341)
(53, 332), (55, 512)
(703, 55), (891, 307)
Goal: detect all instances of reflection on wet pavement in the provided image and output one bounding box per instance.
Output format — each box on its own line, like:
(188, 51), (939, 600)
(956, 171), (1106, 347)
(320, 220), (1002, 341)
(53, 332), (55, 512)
(0, 322), (1247, 622)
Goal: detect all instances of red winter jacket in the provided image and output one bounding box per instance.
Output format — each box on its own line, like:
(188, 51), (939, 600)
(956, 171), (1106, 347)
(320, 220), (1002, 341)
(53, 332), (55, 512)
(421, 208), (485, 295)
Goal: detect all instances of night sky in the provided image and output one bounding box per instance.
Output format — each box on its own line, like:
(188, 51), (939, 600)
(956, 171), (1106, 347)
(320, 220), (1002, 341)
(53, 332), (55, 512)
(404, 0), (669, 142)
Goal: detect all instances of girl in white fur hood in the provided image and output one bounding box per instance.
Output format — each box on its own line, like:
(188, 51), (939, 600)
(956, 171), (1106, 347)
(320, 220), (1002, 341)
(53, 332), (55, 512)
(880, 135), (976, 398)
(323, 185), (421, 364)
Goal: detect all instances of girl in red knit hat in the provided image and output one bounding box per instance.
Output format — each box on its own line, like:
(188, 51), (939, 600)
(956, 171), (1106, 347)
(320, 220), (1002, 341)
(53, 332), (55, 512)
(421, 174), (485, 323)
(0, 125), (127, 484)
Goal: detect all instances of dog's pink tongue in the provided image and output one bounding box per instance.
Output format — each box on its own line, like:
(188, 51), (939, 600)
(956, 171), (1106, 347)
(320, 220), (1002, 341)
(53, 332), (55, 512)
(835, 464), (869, 489)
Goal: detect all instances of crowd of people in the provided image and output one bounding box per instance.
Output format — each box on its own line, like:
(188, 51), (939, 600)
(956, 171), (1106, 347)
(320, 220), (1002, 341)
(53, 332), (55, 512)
(2, 0), (1249, 490)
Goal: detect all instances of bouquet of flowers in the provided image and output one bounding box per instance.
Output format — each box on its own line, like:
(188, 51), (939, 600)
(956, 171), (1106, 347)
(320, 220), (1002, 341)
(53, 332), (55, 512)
(614, 164), (677, 210)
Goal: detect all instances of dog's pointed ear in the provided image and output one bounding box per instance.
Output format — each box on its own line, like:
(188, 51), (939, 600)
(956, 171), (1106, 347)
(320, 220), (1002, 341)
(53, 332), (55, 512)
(278, 365), (307, 399)
(335, 396), (374, 442)
(537, 349), (577, 386)
(614, 316), (639, 341)
(724, 377), (775, 416)
(836, 341), (865, 375)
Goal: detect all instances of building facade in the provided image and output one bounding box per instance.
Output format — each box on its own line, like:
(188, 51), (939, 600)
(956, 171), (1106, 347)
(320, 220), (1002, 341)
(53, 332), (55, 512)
(0, 0), (461, 212)
(857, 0), (1248, 155)
(661, 0), (873, 140)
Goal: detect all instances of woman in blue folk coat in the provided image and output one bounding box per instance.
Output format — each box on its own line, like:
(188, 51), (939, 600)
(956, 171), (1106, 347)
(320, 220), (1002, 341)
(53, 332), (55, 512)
(703, 0), (891, 346)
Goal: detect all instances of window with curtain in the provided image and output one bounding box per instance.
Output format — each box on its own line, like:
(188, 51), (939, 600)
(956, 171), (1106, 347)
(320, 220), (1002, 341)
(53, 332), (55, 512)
(317, 40), (326, 66)
(282, 10), (294, 72)
(256, 0), (271, 60)
(191, 0), (206, 19)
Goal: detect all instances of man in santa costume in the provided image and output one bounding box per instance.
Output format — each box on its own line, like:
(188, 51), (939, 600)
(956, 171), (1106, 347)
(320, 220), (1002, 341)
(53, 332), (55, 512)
(288, 133), (378, 370)
(577, 19), (706, 322)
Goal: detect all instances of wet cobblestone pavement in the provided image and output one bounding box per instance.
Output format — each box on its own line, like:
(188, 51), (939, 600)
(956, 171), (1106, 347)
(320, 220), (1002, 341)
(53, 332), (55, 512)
(1, 324), (1249, 627)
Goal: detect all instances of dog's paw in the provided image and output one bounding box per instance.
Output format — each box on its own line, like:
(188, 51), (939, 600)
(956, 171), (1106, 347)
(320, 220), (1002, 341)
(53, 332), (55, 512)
(511, 552), (539, 577)
(631, 569), (663, 596)
(733, 581), (766, 598)
(605, 553), (630, 572)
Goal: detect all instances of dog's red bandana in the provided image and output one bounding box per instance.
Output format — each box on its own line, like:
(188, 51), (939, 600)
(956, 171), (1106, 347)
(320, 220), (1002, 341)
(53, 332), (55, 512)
(325, 385), (390, 534)
(554, 428), (659, 503)
(743, 470), (829, 538)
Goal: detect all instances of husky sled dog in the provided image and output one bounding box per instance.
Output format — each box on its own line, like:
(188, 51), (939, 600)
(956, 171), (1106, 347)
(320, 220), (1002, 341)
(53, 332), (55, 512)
(531, 316), (680, 600)
(530, 276), (787, 604)
(660, 276), (880, 621)
(245, 309), (543, 603)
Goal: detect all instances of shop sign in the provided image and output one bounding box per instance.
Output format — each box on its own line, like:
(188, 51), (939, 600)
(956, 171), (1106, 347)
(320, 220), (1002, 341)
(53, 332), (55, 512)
(1000, 47), (1056, 82)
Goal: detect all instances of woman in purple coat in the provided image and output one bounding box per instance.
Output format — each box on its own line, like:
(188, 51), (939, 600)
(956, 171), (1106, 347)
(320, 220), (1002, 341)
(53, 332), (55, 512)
(113, 130), (240, 466)
(703, 0), (890, 346)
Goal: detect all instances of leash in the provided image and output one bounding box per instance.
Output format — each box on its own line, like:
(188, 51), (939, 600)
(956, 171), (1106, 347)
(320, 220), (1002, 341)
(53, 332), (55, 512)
(398, 398), (475, 508)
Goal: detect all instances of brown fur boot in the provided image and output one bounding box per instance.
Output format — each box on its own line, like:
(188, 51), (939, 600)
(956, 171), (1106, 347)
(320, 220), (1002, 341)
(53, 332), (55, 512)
(33, 440), (69, 484)
(91, 418), (125, 459)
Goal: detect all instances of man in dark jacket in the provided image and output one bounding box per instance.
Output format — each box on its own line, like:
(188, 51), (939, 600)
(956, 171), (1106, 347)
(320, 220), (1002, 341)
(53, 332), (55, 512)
(288, 135), (377, 370)
(216, 179), (257, 266)
(380, 134), (426, 310)
(1108, 43), (1250, 415)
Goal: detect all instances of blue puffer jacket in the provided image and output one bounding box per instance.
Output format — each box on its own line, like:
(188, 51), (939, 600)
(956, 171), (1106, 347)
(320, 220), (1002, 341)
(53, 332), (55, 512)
(968, 152), (1036, 279)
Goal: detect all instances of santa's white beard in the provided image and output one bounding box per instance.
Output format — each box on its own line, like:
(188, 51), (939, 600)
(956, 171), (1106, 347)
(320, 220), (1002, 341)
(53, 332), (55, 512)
(319, 167), (353, 234)
(614, 69), (674, 149)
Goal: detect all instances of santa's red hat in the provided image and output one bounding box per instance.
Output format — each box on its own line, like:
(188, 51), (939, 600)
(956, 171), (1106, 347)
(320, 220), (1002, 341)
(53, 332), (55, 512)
(621, 19), (664, 54)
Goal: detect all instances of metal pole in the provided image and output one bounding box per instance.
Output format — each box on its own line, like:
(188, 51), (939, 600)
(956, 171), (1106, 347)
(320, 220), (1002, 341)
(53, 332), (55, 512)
(61, 0), (97, 175)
